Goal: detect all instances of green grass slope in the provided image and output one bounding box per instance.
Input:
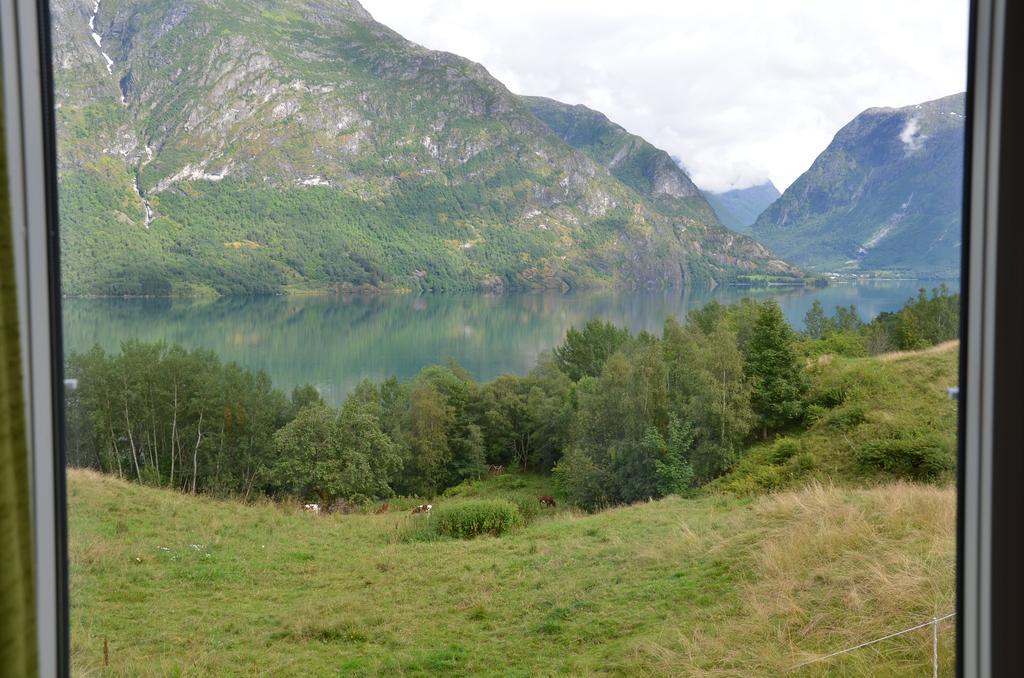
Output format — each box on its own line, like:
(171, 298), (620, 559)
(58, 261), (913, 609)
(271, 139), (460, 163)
(717, 341), (958, 495)
(69, 469), (954, 676)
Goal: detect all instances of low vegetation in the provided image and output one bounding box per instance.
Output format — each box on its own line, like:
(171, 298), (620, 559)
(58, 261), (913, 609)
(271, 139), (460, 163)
(65, 287), (959, 512)
(65, 289), (961, 674)
(432, 500), (522, 539)
(68, 470), (955, 676)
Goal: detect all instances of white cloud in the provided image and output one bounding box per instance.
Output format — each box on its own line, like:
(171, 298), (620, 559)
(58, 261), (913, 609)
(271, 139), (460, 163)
(358, 0), (969, 191)
(900, 118), (927, 154)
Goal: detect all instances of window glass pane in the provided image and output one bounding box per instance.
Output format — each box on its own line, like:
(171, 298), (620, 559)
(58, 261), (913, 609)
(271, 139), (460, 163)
(52, 0), (967, 673)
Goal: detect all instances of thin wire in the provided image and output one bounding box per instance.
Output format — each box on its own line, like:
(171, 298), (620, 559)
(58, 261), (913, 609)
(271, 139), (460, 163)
(789, 612), (956, 672)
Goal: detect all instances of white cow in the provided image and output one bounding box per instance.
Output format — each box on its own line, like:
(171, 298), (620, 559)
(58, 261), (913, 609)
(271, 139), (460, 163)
(303, 503), (321, 515)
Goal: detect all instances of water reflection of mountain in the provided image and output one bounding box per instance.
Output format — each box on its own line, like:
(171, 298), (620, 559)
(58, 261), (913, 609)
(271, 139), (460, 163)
(63, 281), (957, 404)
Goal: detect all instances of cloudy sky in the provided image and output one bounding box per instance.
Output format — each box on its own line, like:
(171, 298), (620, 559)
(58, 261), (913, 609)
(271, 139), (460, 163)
(359, 0), (969, 192)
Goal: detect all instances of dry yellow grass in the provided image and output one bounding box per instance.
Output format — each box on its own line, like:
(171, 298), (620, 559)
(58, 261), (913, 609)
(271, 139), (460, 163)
(877, 339), (959, 362)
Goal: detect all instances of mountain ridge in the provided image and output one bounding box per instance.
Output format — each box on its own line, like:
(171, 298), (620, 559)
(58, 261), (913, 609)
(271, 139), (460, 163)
(750, 92), (964, 276)
(53, 0), (799, 296)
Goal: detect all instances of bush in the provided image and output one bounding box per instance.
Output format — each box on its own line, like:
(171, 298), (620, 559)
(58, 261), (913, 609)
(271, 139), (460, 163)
(810, 383), (850, 409)
(433, 500), (522, 539)
(803, 332), (867, 358)
(787, 452), (817, 475)
(804, 404), (828, 424)
(856, 434), (954, 481)
(726, 465), (786, 496)
(828, 406), (866, 431)
(503, 494), (541, 525)
(771, 437), (801, 463)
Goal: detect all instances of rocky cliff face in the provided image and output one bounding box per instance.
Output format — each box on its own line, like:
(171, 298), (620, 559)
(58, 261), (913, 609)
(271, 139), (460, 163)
(53, 0), (799, 295)
(750, 93), (964, 276)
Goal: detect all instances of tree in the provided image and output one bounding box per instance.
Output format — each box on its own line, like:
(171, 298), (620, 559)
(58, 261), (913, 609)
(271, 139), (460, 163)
(688, 300), (726, 336)
(745, 301), (807, 438)
(654, 417), (696, 496)
(690, 325), (754, 480)
(271, 400), (401, 505)
(803, 300), (830, 339)
(832, 305), (864, 334)
(892, 286), (960, 349)
(290, 384), (323, 414)
(402, 380), (454, 497)
(553, 318), (631, 381)
(556, 342), (672, 509)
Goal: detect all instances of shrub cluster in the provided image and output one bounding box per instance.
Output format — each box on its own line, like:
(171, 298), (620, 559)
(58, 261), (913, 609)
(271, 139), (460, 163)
(433, 500), (522, 539)
(856, 434), (954, 481)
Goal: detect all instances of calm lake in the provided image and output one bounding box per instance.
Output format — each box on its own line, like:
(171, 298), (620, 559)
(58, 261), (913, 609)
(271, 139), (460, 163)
(63, 279), (958, 404)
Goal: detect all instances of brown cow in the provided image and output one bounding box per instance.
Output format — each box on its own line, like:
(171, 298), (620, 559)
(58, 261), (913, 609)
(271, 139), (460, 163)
(411, 503), (433, 514)
(538, 495), (557, 508)
(374, 502), (390, 514)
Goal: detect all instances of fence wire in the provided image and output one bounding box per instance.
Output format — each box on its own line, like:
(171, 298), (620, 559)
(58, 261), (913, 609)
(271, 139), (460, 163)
(788, 612), (956, 673)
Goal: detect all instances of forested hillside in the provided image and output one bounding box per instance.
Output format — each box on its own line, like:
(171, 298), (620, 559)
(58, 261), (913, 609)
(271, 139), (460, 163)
(52, 0), (797, 296)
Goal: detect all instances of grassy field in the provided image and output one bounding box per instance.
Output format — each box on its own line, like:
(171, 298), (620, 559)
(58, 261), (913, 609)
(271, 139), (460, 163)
(68, 344), (959, 675)
(69, 470), (954, 676)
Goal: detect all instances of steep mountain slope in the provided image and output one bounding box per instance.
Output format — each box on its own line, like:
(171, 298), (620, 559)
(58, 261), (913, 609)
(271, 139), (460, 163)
(703, 181), (781, 233)
(522, 96), (792, 283)
(52, 0), (797, 296)
(750, 93), (965, 276)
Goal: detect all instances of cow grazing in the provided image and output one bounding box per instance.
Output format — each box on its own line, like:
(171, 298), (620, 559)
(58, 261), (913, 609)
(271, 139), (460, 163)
(538, 495), (556, 508)
(374, 503), (390, 514)
(302, 503), (321, 515)
(411, 503), (433, 514)
(487, 464), (505, 475)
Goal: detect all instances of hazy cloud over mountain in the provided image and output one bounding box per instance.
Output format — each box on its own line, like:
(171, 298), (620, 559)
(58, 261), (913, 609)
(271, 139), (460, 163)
(361, 0), (968, 192)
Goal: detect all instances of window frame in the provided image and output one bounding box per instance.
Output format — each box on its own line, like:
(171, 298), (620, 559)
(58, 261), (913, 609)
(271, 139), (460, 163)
(2, 0), (68, 673)
(4, 0), (1021, 675)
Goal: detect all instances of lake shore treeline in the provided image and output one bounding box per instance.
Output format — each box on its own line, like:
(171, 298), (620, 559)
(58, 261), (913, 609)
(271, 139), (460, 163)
(65, 287), (959, 510)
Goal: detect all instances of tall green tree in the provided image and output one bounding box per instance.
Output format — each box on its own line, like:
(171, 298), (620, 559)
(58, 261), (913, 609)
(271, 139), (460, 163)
(271, 400), (400, 504)
(690, 325), (754, 480)
(553, 318), (631, 381)
(803, 300), (830, 340)
(745, 301), (807, 438)
(402, 380), (454, 497)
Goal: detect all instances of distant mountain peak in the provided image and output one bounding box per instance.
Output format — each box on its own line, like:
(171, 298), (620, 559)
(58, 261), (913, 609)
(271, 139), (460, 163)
(702, 181), (782, 234)
(750, 92), (965, 276)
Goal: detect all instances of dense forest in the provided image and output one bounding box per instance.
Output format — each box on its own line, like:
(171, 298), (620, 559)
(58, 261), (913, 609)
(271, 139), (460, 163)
(65, 288), (960, 510)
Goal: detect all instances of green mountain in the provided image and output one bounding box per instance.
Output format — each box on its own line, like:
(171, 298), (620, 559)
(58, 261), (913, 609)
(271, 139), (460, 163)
(702, 181), (781, 233)
(51, 0), (797, 296)
(750, 93), (965, 276)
